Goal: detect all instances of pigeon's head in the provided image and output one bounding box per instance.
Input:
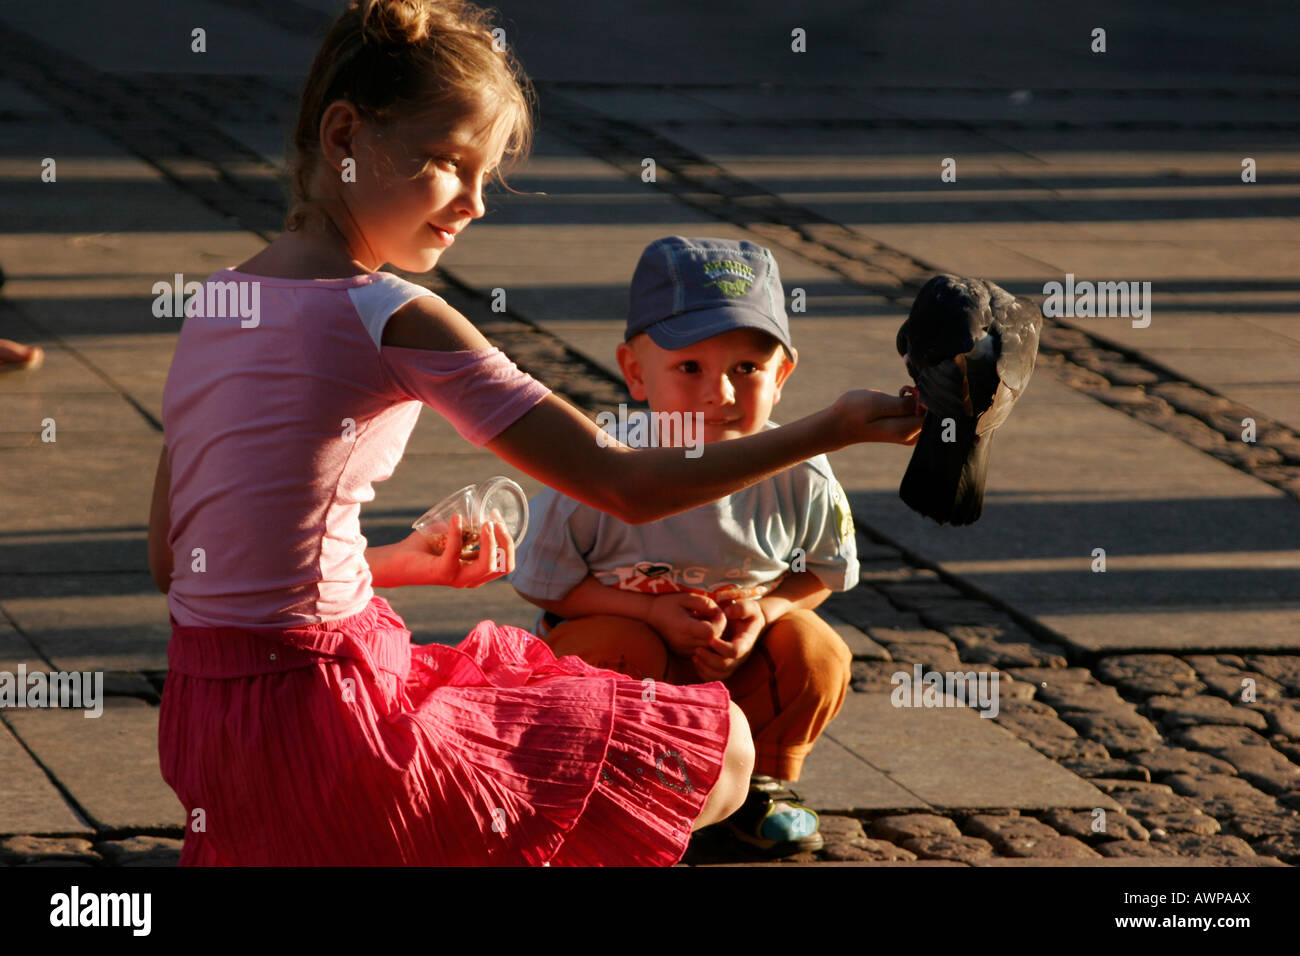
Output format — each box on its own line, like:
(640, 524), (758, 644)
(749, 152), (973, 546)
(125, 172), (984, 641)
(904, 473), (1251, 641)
(898, 274), (1001, 367)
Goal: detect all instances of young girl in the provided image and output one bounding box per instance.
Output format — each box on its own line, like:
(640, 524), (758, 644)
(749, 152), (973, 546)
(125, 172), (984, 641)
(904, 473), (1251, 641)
(148, 0), (921, 866)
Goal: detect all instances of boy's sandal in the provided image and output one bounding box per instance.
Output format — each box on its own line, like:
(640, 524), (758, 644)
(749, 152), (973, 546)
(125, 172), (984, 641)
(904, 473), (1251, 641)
(723, 780), (824, 855)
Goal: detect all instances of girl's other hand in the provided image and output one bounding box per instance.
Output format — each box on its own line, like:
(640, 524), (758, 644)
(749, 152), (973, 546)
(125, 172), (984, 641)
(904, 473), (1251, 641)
(379, 514), (514, 589)
(832, 389), (924, 447)
(444, 513), (515, 588)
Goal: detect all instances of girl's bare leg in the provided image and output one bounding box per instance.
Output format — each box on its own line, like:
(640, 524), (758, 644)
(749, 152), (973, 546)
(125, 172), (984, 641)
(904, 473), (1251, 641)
(692, 700), (754, 830)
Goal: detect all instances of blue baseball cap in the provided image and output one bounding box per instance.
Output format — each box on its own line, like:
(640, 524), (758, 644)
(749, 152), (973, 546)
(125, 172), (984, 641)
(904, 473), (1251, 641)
(626, 236), (794, 360)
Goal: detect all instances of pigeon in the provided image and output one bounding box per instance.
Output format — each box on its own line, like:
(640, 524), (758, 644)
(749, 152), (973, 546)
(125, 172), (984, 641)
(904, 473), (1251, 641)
(895, 275), (1043, 525)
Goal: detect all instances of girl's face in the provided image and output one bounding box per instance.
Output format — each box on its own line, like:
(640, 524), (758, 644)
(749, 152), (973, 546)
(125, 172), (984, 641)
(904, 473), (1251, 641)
(325, 101), (509, 273)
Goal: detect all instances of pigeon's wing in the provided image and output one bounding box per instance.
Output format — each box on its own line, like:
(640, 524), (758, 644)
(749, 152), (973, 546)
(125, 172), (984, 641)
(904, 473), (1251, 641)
(912, 356), (975, 421)
(991, 291), (1043, 394)
(972, 369), (1016, 437)
(974, 291), (1043, 437)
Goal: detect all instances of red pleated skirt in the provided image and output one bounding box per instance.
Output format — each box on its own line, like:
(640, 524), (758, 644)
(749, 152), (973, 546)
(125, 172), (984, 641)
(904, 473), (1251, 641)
(158, 595), (731, 866)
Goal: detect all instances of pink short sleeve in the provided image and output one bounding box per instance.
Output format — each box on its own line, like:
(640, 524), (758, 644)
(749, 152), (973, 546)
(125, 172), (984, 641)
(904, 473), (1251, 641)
(379, 345), (551, 447)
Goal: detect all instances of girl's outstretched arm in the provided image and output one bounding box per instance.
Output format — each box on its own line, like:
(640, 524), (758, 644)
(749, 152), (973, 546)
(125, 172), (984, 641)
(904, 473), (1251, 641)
(385, 294), (922, 525)
(485, 391), (918, 525)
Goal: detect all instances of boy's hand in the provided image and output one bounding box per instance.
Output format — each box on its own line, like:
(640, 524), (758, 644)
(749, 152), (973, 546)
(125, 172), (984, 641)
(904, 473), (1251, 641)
(832, 389), (924, 447)
(691, 599), (765, 682)
(647, 592), (726, 657)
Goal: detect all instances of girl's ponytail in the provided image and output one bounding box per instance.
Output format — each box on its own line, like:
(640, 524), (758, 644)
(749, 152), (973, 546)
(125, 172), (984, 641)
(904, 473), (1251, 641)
(286, 0), (534, 232)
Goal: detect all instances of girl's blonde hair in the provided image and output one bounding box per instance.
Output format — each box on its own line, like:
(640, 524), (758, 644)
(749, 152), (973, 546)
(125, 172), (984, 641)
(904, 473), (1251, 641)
(285, 0), (534, 231)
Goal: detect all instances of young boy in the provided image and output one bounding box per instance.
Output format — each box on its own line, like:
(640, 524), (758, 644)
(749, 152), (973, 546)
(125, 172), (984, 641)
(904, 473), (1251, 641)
(510, 236), (857, 855)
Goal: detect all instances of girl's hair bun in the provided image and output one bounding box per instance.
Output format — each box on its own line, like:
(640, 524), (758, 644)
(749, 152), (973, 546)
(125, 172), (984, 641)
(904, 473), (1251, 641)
(286, 0), (535, 233)
(360, 0), (436, 46)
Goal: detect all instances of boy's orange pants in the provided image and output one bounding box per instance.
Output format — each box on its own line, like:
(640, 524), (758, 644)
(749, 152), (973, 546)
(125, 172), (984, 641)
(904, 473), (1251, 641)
(543, 609), (851, 782)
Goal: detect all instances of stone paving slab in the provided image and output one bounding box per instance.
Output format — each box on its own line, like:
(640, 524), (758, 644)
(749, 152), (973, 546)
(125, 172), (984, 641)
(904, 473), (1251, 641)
(95, 835), (183, 866)
(796, 733), (928, 814)
(0, 719), (91, 837)
(0, 619), (46, 674)
(1, 580), (171, 673)
(1, 391), (154, 438)
(0, 0), (317, 77)
(50, 335), (178, 427)
(0, 434), (161, 534)
(819, 609), (890, 662)
(3, 697), (184, 832)
(0, 340), (117, 411)
(0, 528), (149, 575)
(818, 693), (1120, 811)
(0, 835), (100, 864)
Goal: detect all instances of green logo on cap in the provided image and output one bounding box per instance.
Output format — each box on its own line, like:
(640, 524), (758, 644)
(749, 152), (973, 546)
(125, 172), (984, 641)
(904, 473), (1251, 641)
(701, 259), (755, 298)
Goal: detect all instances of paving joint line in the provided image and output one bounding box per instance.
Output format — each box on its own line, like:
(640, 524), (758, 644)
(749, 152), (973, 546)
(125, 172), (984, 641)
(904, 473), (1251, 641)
(0, 603), (57, 671)
(0, 297), (164, 433)
(0, 712), (99, 836)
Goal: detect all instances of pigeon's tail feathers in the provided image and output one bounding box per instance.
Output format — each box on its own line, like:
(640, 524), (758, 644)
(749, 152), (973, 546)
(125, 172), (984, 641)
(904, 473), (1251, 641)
(899, 414), (970, 525)
(949, 430), (996, 526)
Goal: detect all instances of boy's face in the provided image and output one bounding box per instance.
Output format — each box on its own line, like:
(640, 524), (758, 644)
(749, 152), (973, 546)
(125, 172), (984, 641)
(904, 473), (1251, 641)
(616, 328), (798, 444)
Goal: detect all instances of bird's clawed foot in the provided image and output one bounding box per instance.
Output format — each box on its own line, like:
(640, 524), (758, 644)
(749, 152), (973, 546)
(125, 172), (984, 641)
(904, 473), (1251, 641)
(899, 385), (927, 416)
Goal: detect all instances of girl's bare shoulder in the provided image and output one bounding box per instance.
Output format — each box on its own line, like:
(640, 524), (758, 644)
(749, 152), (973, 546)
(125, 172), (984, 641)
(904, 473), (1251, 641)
(383, 293), (491, 352)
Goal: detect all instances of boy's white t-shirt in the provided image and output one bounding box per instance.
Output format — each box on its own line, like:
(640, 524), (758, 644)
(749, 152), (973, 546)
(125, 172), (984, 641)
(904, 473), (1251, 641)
(510, 421), (859, 618)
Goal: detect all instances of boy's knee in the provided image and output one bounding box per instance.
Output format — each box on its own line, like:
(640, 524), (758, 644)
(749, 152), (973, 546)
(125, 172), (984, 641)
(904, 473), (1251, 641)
(547, 615), (669, 680)
(764, 610), (851, 688)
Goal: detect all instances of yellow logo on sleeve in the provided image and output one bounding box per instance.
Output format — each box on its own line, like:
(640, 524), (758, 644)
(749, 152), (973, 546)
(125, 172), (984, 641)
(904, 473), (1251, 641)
(831, 481), (854, 541)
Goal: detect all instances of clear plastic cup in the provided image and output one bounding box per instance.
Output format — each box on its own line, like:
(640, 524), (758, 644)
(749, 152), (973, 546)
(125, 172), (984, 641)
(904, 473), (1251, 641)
(411, 477), (529, 559)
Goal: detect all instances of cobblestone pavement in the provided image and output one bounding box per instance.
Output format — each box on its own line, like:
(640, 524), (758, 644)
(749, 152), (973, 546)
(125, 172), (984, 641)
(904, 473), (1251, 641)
(2, 0), (1297, 866)
(685, 541), (1300, 865)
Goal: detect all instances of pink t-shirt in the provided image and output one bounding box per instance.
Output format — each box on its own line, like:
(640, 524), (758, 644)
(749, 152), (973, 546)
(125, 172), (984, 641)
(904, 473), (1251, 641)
(161, 269), (551, 628)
